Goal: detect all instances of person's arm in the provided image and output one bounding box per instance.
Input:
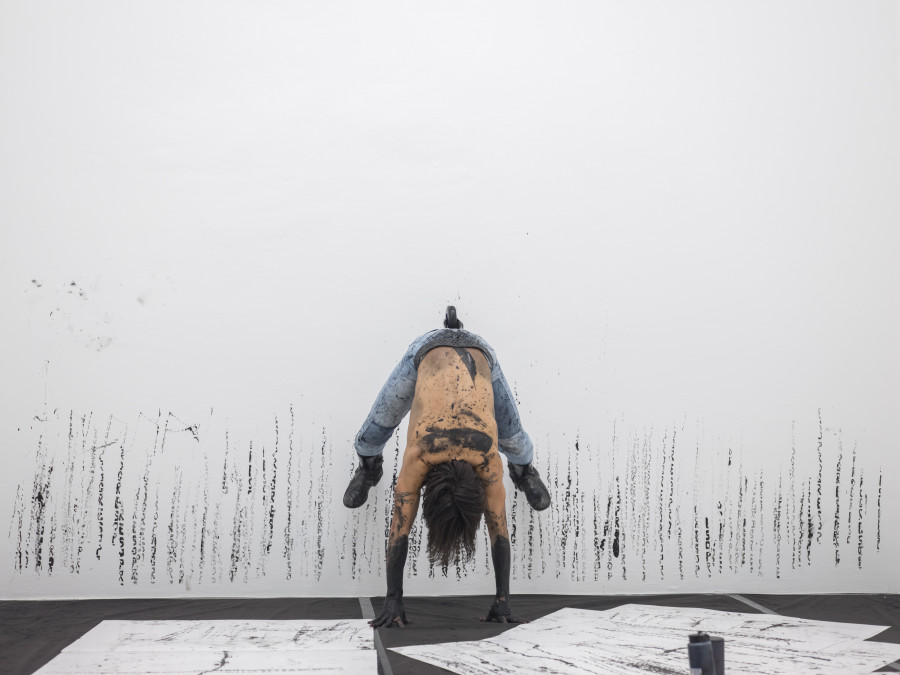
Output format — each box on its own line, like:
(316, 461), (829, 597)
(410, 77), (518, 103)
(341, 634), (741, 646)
(369, 458), (425, 628)
(480, 456), (527, 623)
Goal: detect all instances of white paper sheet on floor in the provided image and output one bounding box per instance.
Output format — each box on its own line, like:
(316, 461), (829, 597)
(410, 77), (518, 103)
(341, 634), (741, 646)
(32, 619), (375, 674)
(392, 604), (900, 675)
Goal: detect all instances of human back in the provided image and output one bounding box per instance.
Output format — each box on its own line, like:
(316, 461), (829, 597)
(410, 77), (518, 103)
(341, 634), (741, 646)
(406, 346), (499, 472)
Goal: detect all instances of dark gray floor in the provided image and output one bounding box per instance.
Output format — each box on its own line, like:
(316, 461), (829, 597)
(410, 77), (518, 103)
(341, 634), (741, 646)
(1, 594), (898, 675)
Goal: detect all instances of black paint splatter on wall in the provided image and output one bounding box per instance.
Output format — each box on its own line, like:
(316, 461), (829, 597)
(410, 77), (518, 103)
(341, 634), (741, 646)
(5, 409), (887, 588)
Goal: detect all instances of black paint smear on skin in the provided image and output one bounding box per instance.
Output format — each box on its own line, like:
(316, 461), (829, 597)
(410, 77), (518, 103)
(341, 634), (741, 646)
(452, 348), (477, 384)
(420, 427), (493, 454)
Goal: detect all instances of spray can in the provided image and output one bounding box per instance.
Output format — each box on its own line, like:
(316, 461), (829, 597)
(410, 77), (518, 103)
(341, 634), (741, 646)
(710, 635), (724, 674)
(688, 632), (717, 675)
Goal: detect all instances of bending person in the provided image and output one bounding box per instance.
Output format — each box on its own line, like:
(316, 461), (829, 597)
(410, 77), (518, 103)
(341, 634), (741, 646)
(344, 311), (550, 512)
(356, 313), (536, 626)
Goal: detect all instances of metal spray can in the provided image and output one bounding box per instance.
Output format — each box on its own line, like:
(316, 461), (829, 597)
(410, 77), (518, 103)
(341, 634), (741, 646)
(688, 632), (717, 675)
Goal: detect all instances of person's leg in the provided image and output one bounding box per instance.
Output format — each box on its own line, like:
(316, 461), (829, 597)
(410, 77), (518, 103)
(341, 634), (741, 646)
(353, 360), (418, 458)
(344, 335), (430, 508)
(492, 369), (534, 465)
(491, 365), (551, 511)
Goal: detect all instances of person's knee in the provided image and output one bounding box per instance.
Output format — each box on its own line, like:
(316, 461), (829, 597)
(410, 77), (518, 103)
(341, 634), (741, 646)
(359, 421), (394, 448)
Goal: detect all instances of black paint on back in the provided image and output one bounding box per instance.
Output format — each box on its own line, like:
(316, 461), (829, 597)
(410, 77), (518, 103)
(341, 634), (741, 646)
(453, 348), (477, 384)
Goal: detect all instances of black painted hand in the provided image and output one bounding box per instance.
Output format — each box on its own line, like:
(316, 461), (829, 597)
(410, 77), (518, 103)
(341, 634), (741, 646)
(369, 595), (409, 628)
(480, 596), (528, 624)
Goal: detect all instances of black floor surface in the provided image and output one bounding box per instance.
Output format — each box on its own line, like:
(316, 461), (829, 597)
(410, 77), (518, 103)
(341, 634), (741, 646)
(1, 594), (898, 674)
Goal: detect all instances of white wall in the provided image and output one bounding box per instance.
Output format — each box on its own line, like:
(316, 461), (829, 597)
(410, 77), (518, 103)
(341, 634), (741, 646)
(1, 0), (897, 599)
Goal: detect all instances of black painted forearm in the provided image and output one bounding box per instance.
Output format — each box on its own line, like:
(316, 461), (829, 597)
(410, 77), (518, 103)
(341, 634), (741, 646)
(386, 535), (409, 598)
(490, 535), (511, 600)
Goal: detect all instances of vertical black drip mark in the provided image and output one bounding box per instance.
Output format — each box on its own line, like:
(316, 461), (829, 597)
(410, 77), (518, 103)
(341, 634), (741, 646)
(857, 469), (864, 569)
(774, 471), (783, 578)
(509, 460), (518, 578)
(592, 493), (600, 581)
(658, 431), (667, 580)
(693, 436), (701, 579)
(693, 504), (700, 579)
(641, 433), (650, 582)
(11, 485), (24, 571)
(806, 478), (813, 566)
(199, 454), (209, 584)
(150, 481), (159, 583)
(96, 418), (108, 560)
(229, 435), (243, 583)
(48, 512), (56, 574)
(797, 477), (805, 571)
(704, 516), (712, 577)
(247, 440), (258, 582)
(737, 463), (745, 568)
(876, 471), (882, 552)
(559, 446), (572, 577)
(315, 428), (327, 582)
(259, 440), (267, 574)
(816, 409), (823, 544)
(716, 498), (724, 576)
(789, 423), (797, 570)
(757, 471), (765, 577)
(675, 499), (684, 580)
(626, 433), (637, 582)
(603, 492), (612, 581)
(573, 439), (582, 582)
(114, 438), (125, 585)
(612, 476), (621, 562)
(846, 447), (856, 546)
(167, 467), (179, 584)
(726, 448), (734, 573)
(268, 415), (278, 555)
(833, 438), (842, 565)
(667, 429), (676, 542)
(284, 405), (295, 580)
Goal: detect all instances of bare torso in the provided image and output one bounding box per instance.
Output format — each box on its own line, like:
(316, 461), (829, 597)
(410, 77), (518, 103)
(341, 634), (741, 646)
(407, 346), (499, 474)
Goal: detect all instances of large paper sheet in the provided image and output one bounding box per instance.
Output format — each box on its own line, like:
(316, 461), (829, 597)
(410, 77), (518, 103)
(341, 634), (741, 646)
(61, 619), (372, 652)
(392, 604), (900, 675)
(33, 620), (375, 675)
(33, 650), (375, 674)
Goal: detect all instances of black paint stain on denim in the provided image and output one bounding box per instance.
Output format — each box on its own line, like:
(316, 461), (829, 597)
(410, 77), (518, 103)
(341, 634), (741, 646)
(420, 427), (492, 454)
(453, 348), (477, 384)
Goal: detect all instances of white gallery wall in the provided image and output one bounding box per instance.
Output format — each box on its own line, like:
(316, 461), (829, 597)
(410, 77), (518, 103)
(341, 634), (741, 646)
(1, 1), (898, 599)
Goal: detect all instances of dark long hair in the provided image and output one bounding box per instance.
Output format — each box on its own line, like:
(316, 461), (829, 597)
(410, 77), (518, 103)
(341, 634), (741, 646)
(421, 460), (485, 567)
